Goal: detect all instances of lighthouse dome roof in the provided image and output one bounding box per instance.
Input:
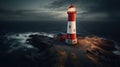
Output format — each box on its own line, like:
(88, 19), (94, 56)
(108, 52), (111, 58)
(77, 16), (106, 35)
(68, 4), (76, 12)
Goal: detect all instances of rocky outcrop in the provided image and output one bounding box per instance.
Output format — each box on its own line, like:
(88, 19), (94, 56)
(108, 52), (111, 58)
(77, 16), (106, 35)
(0, 33), (120, 67)
(76, 35), (120, 67)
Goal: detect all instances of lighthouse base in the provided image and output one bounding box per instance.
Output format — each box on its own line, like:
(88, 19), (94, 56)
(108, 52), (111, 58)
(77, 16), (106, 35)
(66, 39), (77, 44)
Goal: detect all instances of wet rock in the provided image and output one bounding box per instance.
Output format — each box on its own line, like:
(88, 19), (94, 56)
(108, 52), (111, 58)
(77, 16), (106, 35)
(76, 35), (120, 67)
(0, 33), (120, 67)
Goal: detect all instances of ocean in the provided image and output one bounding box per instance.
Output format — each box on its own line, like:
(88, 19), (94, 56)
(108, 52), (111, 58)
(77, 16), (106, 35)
(0, 21), (120, 44)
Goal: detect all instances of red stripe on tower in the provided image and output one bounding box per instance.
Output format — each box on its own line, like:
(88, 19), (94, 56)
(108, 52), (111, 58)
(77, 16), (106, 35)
(66, 4), (77, 44)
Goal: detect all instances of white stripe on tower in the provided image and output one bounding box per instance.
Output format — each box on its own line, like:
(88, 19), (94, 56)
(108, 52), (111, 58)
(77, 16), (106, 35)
(66, 4), (77, 44)
(67, 21), (76, 34)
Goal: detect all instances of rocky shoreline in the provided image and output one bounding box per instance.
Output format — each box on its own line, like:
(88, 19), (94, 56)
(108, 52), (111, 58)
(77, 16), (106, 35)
(0, 32), (120, 67)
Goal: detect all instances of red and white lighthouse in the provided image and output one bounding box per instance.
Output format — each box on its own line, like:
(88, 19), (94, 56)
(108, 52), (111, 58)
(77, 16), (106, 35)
(66, 4), (77, 44)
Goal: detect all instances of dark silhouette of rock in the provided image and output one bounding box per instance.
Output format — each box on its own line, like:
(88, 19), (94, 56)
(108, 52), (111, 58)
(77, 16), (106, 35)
(0, 33), (120, 67)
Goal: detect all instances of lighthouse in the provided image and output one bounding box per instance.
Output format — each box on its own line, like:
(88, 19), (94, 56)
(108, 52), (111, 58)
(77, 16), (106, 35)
(66, 4), (77, 44)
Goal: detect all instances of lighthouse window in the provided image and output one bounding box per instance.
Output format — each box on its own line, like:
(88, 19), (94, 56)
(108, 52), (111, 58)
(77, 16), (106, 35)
(73, 41), (76, 43)
(74, 29), (76, 32)
(69, 25), (71, 28)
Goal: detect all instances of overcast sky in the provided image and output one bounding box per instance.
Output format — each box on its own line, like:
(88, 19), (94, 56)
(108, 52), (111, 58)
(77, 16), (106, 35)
(0, 0), (120, 22)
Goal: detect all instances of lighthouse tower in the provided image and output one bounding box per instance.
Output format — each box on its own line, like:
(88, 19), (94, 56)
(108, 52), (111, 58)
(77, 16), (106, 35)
(66, 4), (77, 44)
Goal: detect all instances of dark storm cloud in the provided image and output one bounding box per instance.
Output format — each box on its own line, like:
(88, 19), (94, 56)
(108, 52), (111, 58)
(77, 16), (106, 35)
(0, 8), (33, 15)
(0, 8), (64, 21)
(0, 8), (34, 20)
(0, 0), (120, 21)
(48, 0), (120, 12)
(47, 0), (120, 21)
(0, 0), (67, 21)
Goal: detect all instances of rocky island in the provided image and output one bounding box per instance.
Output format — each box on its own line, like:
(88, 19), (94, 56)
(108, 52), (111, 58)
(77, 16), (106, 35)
(0, 32), (120, 67)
